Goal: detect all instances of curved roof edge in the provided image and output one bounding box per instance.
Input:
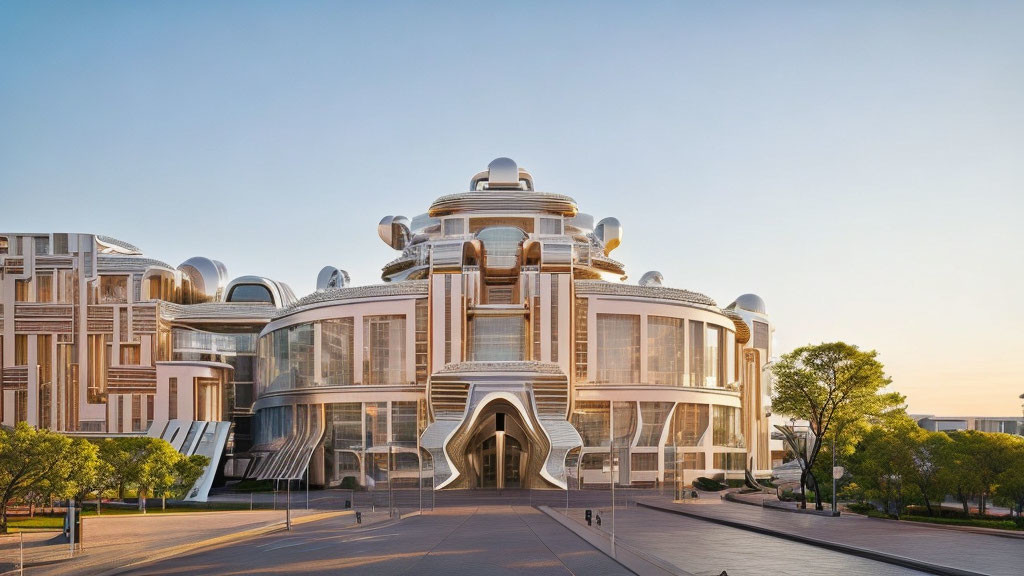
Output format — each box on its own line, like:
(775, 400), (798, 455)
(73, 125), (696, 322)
(278, 280), (429, 317)
(573, 280), (717, 307)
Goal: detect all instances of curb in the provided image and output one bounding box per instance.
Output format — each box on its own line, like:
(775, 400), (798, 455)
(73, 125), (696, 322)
(93, 510), (352, 576)
(636, 501), (985, 576)
(723, 492), (839, 516)
(537, 506), (688, 576)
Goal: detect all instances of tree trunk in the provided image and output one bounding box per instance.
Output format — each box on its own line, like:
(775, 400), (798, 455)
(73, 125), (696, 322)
(922, 495), (933, 516)
(957, 488), (969, 515)
(97, 497), (101, 516)
(798, 470), (808, 509)
(138, 488), (146, 513)
(0, 503), (7, 535)
(811, 474), (824, 511)
(162, 496), (166, 511)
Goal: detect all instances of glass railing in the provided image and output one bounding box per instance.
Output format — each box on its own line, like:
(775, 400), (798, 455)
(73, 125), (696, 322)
(173, 330), (257, 354)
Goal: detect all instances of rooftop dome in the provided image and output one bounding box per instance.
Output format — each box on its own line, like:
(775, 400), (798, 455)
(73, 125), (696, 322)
(731, 293), (766, 314)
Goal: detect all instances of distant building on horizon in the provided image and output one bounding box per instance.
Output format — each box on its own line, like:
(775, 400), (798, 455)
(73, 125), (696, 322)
(913, 414), (1023, 436)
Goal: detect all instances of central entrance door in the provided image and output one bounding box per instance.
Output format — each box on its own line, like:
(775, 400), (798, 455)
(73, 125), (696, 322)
(467, 409), (529, 489)
(476, 433), (524, 489)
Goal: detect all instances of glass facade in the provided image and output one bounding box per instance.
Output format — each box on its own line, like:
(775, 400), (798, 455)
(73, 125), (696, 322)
(595, 314), (639, 383)
(647, 316), (685, 386)
(321, 318), (354, 386)
(468, 315), (526, 361)
(637, 402), (673, 446)
(671, 403), (709, 447)
(688, 321), (704, 387)
(713, 405), (745, 448)
(363, 315), (406, 385)
(571, 401), (610, 447)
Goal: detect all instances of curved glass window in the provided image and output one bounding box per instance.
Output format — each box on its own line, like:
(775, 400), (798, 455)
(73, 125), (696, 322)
(254, 406), (293, 446)
(227, 284), (274, 303)
(713, 405), (745, 448)
(647, 316), (685, 386)
(671, 403), (709, 447)
(321, 319), (354, 386)
(260, 322), (319, 394)
(596, 314), (640, 383)
(638, 402), (674, 446)
(612, 401), (637, 446)
(571, 401), (610, 447)
(363, 315), (406, 384)
(476, 226), (527, 271)
(705, 325), (723, 388)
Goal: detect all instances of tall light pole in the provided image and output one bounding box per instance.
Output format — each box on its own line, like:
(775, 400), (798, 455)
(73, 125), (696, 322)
(831, 433), (837, 515)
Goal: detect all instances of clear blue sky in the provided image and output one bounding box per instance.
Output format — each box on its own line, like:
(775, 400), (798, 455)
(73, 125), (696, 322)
(2, 1), (1022, 416)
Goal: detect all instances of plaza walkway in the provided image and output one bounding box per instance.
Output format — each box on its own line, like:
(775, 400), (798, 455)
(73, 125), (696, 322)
(116, 505), (631, 576)
(631, 496), (1024, 576)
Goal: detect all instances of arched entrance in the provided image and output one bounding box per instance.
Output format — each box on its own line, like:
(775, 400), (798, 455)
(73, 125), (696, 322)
(463, 401), (533, 489)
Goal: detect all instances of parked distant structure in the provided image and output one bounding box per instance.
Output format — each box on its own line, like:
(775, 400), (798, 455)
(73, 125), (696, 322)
(913, 414), (1023, 436)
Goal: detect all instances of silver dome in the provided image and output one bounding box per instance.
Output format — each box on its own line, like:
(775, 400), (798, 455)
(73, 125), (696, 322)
(316, 266), (351, 291)
(178, 256), (229, 301)
(639, 271), (664, 287)
(733, 293), (767, 314)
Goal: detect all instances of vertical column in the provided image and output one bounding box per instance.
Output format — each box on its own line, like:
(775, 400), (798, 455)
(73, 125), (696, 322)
(539, 274), (551, 361)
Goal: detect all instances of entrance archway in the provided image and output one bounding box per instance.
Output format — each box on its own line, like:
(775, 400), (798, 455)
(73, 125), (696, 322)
(460, 400), (540, 489)
(466, 412), (528, 489)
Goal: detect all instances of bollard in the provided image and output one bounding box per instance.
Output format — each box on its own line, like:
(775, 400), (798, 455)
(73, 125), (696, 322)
(356, 511), (362, 524)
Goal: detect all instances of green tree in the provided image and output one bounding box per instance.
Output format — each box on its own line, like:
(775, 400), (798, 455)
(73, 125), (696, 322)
(772, 342), (904, 510)
(140, 440), (183, 512)
(848, 417), (922, 517)
(171, 455), (210, 502)
(0, 423), (96, 534)
(909, 430), (953, 516)
(96, 437), (153, 501)
(945, 431), (1016, 515)
(993, 440), (1024, 518)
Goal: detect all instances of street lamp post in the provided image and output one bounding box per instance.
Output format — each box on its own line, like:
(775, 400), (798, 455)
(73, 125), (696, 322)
(831, 433), (837, 515)
(388, 442), (394, 518)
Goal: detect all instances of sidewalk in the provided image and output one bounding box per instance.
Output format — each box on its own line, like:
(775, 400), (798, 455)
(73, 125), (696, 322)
(13, 508), (358, 576)
(637, 496), (1024, 576)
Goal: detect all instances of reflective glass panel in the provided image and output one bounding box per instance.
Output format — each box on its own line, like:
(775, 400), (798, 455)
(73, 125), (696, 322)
(647, 316), (685, 386)
(596, 314), (640, 383)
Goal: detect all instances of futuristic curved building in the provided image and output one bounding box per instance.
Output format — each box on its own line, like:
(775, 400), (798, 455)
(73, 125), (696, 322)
(0, 158), (775, 492)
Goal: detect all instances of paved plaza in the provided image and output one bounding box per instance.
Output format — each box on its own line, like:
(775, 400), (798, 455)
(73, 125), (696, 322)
(635, 497), (1024, 576)
(559, 505), (924, 576)
(8, 489), (1024, 576)
(117, 505), (631, 576)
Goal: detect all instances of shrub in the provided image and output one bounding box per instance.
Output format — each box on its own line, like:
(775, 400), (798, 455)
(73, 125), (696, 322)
(846, 502), (875, 515)
(693, 477), (728, 491)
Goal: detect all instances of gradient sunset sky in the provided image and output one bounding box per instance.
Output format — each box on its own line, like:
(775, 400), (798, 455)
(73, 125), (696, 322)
(2, 2), (1022, 416)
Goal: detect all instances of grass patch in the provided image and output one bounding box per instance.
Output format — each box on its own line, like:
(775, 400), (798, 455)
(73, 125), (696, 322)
(6, 503), (256, 531)
(7, 516), (64, 531)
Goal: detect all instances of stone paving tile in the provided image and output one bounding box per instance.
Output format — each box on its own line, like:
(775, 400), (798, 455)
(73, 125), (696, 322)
(642, 496), (1024, 576)
(567, 506), (925, 576)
